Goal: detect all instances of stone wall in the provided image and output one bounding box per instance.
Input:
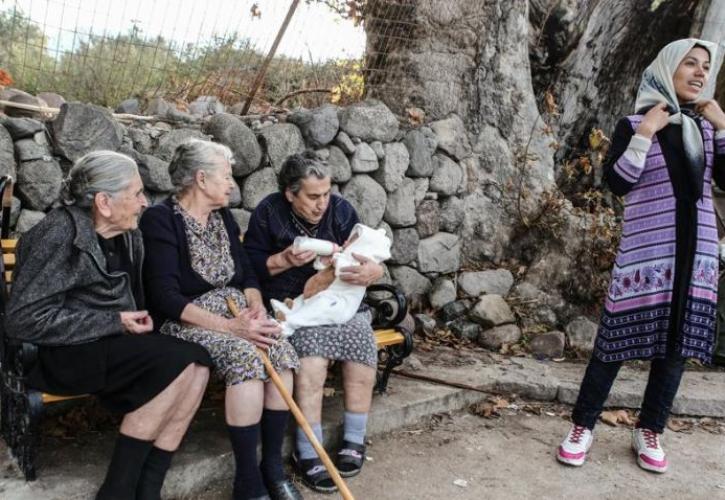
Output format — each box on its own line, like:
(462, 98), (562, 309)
(0, 93), (601, 357)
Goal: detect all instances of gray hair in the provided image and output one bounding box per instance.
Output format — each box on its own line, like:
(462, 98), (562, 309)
(61, 150), (138, 207)
(277, 151), (330, 194)
(168, 139), (235, 193)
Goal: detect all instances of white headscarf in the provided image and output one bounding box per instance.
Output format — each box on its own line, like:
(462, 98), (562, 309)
(635, 38), (717, 176)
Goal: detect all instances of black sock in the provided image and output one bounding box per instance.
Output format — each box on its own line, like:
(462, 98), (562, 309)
(259, 409), (290, 484)
(228, 423), (267, 499)
(136, 446), (174, 500)
(96, 433), (154, 500)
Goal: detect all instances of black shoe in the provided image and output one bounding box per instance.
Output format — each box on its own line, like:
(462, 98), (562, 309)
(336, 441), (365, 478)
(265, 478), (304, 500)
(292, 454), (338, 494)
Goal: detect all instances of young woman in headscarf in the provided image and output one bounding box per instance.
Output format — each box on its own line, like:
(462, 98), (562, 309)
(556, 38), (725, 473)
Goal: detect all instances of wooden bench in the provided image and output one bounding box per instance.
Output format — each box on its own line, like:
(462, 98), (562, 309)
(0, 175), (413, 480)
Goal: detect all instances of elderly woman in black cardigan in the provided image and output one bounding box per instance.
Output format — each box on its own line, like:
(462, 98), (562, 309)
(139, 140), (301, 500)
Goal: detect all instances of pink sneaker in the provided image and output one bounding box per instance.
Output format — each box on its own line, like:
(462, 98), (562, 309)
(557, 424), (593, 466)
(632, 428), (668, 473)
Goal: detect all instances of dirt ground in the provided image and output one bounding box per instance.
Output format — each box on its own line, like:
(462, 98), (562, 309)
(195, 407), (725, 500)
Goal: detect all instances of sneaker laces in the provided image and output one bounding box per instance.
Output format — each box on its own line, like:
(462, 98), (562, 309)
(568, 425), (587, 444)
(642, 429), (660, 449)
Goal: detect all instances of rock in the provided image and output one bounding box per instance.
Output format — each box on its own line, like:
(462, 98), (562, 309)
(257, 123), (306, 174)
(565, 316), (598, 353)
(16, 209), (45, 233)
(370, 140), (385, 159)
(155, 128), (210, 162)
(338, 99), (398, 142)
(127, 127), (153, 154)
(377, 220), (394, 243)
(372, 142), (409, 192)
(52, 103), (123, 162)
(15, 134), (50, 162)
(402, 353), (424, 371)
(450, 320), (481, 341)
(228, 102), (245, 115)
(135, 153), (173, 192)
(188, 96), (225, 117)
(229, 181), (242, 208)
(2, 117), (45, 139)
(341, 175), (387, 227)
(403, 127), (437, 177)
(146, 97), (171, 116)
(412, 178), (429, 206)
(230, 208), (252, 233)
(314, 148), (330, 161)
(116, 98), (140, 114)
(458, 269), (514, 297)
(529, 331), (566, 359)
(429, 278), (457, 309)
(414, 313), (437, 336)
(204, 114), (261, 176)
(429, 114), (471, 160)
(334, 131), (356, 154)
(384, 178), (416, 227)
(166, 107), (197, 124)
(241, 168), (277, 210)
(390, 227), (419, 265)
(429, 154), (463, 196)
(326, 145), (352, 183)
(17, 158), (63, 210)
(478, 324), (522, 350)
(470, 295), (515, 328)
(439, 196), (464, 233)
(5, 93), (48, 118)
(389, 265), (431, 299)
(440, 300), (468, 322)
(36, 92), (65, 109)
(418, 233), (460, 274)
(9, 196), (21, 227)
(350, 143), (378, 173)
(287, 105), (339, 147)
(416, 199), (440, 238)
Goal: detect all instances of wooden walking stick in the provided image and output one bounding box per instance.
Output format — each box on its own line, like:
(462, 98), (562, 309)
(226, 297), (355, 500)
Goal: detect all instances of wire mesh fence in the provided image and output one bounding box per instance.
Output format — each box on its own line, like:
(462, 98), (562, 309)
(0, 0), (419, 114)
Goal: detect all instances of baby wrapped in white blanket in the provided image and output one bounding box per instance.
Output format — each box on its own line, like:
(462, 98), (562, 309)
(270, 224), (391, 337)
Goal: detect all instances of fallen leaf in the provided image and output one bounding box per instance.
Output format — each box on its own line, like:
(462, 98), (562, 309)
(667, 419), (694, 433)
(453, 479), (469, 488)
(600, 411), (619, 427)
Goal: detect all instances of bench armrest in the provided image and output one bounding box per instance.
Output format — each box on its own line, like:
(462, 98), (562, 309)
(365, 283), (407, 329)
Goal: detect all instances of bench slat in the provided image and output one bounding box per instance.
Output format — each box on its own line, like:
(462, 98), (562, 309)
(41, 393), (89, 404)
(3, 252), (15, 267)
(374, 329), (405, 347)
(2, 239), (16, 252)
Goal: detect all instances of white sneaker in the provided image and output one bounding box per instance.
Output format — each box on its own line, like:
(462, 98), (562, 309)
(632, 428), (668, 473)
(557, 424), (593, 466)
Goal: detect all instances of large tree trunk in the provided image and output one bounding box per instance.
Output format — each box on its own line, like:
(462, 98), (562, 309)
(363, 0), (721, 307)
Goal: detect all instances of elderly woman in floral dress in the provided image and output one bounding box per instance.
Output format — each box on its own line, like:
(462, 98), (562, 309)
(140, 139), (301, 500)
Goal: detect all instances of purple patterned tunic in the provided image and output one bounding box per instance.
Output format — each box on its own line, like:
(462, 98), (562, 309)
(595, 115), (725, 363)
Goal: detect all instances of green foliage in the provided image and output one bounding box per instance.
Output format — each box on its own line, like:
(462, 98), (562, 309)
(0, 9), (56, 94)
(0, 9), (363, 109)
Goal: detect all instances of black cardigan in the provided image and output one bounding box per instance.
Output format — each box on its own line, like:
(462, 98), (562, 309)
(139, 198), (260, 326)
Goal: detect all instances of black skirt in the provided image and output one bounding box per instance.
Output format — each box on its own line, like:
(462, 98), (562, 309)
(27, 334), (212, 414)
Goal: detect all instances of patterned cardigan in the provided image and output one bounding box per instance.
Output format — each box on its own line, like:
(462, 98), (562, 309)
(596, 115), (725, 363)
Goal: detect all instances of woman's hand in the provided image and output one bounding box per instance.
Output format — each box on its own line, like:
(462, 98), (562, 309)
(636, 102), (670, 138)
(696, 99), (725, 131)
(227, 308), (282, 349)
(120, 310), (154, 334)
(339, 253), (384, 286)
(267, 244), (316, 276)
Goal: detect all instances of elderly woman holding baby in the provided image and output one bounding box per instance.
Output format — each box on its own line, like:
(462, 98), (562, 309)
(139, 139), (301, 500)
(244, 151), (384, 493)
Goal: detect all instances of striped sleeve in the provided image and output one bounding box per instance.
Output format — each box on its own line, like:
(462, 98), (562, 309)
(603, 118), (650, 196)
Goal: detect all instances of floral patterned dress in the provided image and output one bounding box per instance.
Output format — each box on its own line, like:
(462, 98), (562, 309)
(160, 203), (299, 385)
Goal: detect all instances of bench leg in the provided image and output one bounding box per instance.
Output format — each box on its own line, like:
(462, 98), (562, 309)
(375, 327), (414, 394)
(2, 377), (42, 481)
